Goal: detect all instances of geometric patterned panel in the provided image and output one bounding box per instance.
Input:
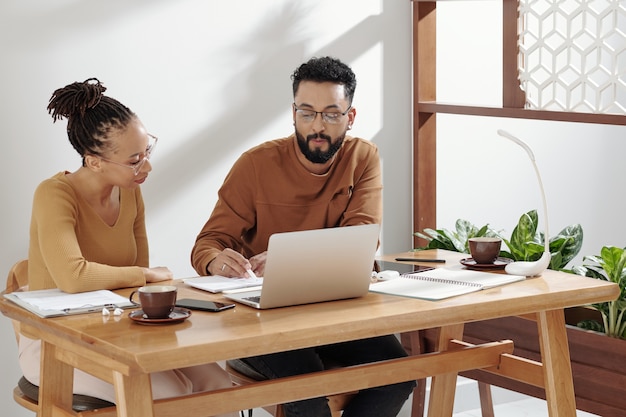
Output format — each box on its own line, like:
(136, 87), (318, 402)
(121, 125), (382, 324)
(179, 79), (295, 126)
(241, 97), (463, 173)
(519, 0), (626, 114)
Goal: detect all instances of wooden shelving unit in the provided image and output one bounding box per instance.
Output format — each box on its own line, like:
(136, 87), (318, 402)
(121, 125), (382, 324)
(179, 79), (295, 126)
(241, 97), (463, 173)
(411, 0), (626, 245)
(410, 3), (626, 416)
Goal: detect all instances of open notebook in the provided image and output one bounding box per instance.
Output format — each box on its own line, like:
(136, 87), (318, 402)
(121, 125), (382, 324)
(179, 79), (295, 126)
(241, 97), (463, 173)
(4, 289), (135, 317)
(224, 224), (380, 309)
(369, 267), (525, 300)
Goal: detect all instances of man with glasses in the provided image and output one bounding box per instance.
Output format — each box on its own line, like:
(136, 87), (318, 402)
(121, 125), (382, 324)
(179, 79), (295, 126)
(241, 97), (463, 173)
(191, 57), (415, 417)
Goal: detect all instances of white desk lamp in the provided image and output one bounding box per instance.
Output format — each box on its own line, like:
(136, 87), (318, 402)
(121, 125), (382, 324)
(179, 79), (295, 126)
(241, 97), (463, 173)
(497, 129), (551, 277)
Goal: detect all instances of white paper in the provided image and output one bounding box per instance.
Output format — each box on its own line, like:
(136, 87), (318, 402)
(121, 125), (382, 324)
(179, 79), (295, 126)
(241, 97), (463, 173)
(4, 288), (134, 317)
(183, 275), (264, 293)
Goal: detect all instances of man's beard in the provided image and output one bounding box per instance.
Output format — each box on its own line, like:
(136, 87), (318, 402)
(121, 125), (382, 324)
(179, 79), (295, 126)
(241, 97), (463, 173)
(295, 130), (346, 164)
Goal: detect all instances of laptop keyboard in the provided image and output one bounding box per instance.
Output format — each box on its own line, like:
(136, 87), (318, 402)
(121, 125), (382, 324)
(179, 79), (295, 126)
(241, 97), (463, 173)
(243, 296), (261, 303)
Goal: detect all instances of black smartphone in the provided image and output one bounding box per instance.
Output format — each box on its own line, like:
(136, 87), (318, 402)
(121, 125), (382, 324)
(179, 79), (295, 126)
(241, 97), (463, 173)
(376, 260), (434, 274)
(175, 298), (235, 312)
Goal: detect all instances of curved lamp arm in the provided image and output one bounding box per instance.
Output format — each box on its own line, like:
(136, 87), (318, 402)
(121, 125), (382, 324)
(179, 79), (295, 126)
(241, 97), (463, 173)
(497, 129), (551, 277)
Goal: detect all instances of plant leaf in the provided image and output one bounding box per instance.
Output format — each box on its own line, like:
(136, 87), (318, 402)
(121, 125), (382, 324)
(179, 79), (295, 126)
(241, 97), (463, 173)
(550, 224), (583, 266)
(507, 210), (539, 260)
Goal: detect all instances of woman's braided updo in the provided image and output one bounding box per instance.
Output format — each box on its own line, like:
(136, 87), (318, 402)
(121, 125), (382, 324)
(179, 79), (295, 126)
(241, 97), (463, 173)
(47, 78), (136, 164)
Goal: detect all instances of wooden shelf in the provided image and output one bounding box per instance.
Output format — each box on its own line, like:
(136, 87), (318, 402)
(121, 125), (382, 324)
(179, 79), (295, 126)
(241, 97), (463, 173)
(417, 102), (626, 125)
(412, 0), (626, 246)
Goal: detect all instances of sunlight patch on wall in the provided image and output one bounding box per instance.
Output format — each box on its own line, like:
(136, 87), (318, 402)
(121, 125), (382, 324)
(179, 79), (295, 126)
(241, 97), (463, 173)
(351, 43), (383, 141)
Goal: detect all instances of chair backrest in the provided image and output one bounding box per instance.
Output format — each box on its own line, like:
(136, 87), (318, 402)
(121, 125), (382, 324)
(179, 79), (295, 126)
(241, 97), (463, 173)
(6, 260), (28, 293)
(5, 260), (28, 344)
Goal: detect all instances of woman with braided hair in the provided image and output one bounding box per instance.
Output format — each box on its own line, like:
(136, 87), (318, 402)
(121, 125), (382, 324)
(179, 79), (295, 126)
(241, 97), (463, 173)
(19, 78), (236, 414)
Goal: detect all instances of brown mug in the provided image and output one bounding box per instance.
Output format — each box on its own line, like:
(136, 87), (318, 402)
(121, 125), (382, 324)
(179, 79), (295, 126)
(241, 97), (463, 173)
(468, 237), (502, 265)
(129, 285), (177, 319)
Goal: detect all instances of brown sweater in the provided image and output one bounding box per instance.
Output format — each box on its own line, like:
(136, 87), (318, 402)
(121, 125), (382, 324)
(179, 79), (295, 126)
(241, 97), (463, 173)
(191, 134), (382, 275)
(28, 172), (146, 293)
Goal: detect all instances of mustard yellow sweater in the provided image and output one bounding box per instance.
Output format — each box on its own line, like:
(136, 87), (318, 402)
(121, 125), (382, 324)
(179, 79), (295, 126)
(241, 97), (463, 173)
(191, 135), (382, 275)
(28, 172), (146, 293)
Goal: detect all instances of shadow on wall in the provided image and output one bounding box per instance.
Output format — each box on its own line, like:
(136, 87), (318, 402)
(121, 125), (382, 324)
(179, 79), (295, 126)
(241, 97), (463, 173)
(146, 1), (406, 214)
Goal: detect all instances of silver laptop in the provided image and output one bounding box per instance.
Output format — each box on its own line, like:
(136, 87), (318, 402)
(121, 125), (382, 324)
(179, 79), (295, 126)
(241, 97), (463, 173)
(224, 224), (380, 309)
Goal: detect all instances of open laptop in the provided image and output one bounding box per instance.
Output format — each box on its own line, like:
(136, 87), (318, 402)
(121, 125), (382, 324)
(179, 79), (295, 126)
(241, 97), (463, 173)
(224, 224), (380, 309)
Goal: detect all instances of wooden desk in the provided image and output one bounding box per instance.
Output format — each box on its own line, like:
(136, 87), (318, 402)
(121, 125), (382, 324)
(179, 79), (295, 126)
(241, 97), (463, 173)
(1, 250), (618, 417)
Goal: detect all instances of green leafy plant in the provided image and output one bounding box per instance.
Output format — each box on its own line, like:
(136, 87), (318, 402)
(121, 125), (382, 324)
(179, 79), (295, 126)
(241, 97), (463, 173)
(572, 246), (626, 339)
(499, 210), (583, 271)
(414, 219), (498, 254)
(414, 210), (583, 271)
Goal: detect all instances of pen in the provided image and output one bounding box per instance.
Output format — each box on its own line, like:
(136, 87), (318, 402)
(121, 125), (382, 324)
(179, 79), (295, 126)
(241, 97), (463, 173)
(394, 258), (446, 263)
(63, 303), (119, 314)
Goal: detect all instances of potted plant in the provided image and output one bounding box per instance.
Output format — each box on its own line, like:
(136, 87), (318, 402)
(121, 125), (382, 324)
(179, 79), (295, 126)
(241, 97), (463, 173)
(571, 246), (626, 338)
(414, 209), (583, 270)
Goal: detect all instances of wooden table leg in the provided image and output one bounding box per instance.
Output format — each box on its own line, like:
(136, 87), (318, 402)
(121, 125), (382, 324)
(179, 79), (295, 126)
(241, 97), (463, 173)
(536, 309), (576, 417)
(477, 382), (495, 417)
(39, 341), (73, 417)
(112, 371), (154, 417)
(427, 324), (464, 417)
(402, 331), (427, 417)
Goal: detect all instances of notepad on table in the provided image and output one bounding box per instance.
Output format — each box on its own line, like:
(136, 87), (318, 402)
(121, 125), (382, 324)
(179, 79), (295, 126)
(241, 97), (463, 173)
(369, 268), (525, 301)
(4, 289), (135, 318)
(183, 275), (264, 293)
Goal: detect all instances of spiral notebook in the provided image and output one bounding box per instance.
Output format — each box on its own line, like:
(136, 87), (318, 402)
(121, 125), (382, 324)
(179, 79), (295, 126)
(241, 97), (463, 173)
(369, 267), (525, 301)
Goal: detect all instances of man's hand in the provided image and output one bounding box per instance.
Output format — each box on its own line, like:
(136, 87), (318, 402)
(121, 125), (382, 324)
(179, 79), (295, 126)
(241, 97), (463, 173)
(249, 251), (267, 277)
(208, 248), (254, 278)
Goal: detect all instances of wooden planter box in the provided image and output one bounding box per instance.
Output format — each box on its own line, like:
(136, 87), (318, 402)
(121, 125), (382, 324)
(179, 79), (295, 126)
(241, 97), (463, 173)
(423, 307), (626, 416)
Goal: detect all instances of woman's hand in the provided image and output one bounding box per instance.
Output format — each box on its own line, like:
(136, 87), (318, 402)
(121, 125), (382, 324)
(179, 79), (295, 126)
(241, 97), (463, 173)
(143, 266), (174, 282)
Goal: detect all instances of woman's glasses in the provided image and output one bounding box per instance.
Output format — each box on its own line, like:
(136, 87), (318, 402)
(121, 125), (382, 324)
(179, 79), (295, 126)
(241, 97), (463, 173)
(100, 134), (158, 176)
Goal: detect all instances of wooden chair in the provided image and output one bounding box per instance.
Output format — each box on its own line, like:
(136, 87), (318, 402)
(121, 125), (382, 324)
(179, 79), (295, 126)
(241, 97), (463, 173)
(6, 260), (117, 416)
(226, 359), (356, 417)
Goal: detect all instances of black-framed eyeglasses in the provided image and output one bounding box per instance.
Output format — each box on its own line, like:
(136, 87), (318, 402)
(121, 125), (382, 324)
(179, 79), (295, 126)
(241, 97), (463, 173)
(99, 134), (158, 176)
(293, 104), (351, 124)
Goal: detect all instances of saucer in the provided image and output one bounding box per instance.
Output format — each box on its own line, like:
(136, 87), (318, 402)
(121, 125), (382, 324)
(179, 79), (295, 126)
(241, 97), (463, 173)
(129, 307), (191, 325)
(460, 257), (513, 270)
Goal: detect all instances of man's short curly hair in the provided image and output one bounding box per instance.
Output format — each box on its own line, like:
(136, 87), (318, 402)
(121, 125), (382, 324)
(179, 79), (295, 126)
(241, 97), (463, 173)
(291, 57), (357, 104)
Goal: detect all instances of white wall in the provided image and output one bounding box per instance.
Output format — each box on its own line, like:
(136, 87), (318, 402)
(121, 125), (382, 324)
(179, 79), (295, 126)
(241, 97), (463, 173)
(0, 1), (412, 414)
(1, 1), (624, 415)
